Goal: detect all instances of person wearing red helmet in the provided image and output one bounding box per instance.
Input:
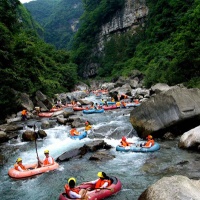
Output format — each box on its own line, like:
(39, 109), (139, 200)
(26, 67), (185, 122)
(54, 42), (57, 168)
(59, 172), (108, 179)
(141, 135), (155, 148)
(120, 136), (133, 147)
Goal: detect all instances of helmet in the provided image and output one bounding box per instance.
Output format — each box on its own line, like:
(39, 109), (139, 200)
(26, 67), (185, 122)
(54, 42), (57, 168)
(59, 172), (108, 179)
(122, 136), (126, 141)
(16, 158), (22, 162)
(97, 172), (104, 178)
(44, 149), (49, 154)
(68, 177), (76, 184)
(147, 135), (153, 139)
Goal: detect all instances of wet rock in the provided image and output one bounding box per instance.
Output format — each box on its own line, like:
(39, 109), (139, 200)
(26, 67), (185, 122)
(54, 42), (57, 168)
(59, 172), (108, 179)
(56, 140), (112, 162)
(139, 175), (200, 200)
(89, 149), (115, 161)
(38, 130), (47, 138)
(41, 120), (50, 129)
(162, 132), (175, 140)
(86, 140), (112, 152)
(57, 116), (68, 125)
(130, 87), (200, 138)
(179, 126), (200, 150)
(22, 130), (37, 141)
(56, 145), (88, 162)
(0, 123), (23, 132)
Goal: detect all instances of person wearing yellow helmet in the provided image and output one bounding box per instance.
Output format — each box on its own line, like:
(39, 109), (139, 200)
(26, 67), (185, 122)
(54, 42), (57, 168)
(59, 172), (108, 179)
(64, 177), (88, 199)
(141, 135), (155, 148)
(14, 158), (27, 171)
(83, 172), (111, 191)
(38, 149), (54, 167)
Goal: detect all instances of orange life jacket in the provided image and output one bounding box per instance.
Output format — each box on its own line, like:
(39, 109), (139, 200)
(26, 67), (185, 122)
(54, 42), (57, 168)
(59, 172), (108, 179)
(95, 179), (111, 189)
(144, 139), (155, 147)
(64, 184), (80, 197)
(14, 163), (26, 171)
(21, 110), (27, 115)
(43, 157), (54, 165)
(121, 140), (130, 147)
(70, 129), (79, 136)
(116, 102), (121, 107)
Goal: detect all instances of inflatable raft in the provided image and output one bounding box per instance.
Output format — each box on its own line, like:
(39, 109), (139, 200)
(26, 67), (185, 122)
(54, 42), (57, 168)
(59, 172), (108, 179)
(69, 131), (87, 140)
(50, 107), (63, 112)
(58, 176), (122, 200)
(102, 105), (118, 110)
(73, 107), (86, 111)
(83, 109), (104, 114)
(116, 142), (160, 152)
(8, 162), (59, 179)
(38, 112), (53, 117)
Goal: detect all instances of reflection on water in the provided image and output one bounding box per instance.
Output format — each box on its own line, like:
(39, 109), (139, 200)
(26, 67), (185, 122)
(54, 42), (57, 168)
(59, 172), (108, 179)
(0, 96), (200, 200)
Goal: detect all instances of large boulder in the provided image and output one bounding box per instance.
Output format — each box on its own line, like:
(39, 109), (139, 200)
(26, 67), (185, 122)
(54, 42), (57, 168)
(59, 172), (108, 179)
(178, 126), (200, 150)
(139, 175), (200, 200)
(19, 93), (34, 111)
(130, 87), (200, 138)
(0, 131), (9, 143)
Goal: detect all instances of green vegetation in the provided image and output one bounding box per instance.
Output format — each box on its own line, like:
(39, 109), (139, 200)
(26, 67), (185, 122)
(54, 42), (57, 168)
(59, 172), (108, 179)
(72, 0), (125, 76)
(1, 0), (200, 119)
(0, 0), (78, 119)
(72, 0), (200, 88)
(24, 0), (83, 49)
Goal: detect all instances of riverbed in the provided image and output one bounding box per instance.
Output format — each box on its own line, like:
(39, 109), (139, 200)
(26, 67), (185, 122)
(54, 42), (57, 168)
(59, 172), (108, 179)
(0, 96), (200, 200)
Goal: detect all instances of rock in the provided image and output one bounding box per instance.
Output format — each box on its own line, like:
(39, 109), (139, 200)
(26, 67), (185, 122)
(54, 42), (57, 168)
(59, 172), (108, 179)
(0, 131), (9, 143)
(138, 175), (200, 200)
(6, 117), (22, 124)
(41, 120), (50, 129)
(56, 145), (88, 162)
(178, 126), (200, 150)
(57, 116), (68, 125)
(56, 140), (112, 162)
(162, 132), (175, 140)
(86, 140), (112, 152)
(89, 149), (115, 161)
(130, 87), (200, 138)
(19, 92), (34, 111)
(151, 83), (171, 94)
(37, 130), (47, 138)
(22, 130), (36, 141)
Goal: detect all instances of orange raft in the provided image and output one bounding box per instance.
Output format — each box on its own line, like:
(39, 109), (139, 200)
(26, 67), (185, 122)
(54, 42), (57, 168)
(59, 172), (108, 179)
(8, 162), (59, 179)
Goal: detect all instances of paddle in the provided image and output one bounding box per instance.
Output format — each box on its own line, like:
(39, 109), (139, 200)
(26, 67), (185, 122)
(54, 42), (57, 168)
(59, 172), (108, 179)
(34, 124), (41, 168)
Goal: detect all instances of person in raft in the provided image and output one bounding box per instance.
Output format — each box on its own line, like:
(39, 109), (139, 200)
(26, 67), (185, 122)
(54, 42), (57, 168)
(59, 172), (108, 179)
(83, 172), (111, 191)
(64, 177), (88, 199)
(120, 136), (133, 147)
(14, 158), (28, 171)
(70, 128), (80, 136)
(38, 149), (54, 167)
(140, 135), (155, 148)
(85, 121), (92, 131)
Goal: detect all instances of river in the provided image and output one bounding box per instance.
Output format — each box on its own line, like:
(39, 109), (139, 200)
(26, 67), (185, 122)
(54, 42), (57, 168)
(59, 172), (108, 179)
(0, 95), (200, 200)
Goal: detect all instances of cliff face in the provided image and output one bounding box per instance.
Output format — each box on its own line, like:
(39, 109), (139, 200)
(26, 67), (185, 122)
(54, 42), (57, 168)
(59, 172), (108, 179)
(84, 0), (148, 77)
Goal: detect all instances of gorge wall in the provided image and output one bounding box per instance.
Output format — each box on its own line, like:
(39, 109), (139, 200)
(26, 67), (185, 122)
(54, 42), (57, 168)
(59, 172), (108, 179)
(84, 0), (148, 77)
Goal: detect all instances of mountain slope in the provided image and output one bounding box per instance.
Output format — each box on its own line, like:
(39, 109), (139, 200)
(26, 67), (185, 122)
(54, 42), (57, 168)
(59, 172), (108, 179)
(24, 0), (83, 49)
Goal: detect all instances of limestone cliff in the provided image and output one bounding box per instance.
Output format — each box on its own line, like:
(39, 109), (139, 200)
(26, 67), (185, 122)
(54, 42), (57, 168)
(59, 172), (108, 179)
(84, 0), (148, 77)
